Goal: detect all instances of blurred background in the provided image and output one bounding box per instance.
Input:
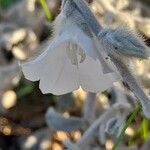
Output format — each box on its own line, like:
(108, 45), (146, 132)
(0, 0), (150, 150)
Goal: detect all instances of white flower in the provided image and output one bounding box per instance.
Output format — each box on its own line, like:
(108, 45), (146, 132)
(20, 0), (120, 95)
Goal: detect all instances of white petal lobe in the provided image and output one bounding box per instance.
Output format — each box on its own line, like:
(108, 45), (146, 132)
(38, 43), (79, 95)
(79, 55), (120, 93)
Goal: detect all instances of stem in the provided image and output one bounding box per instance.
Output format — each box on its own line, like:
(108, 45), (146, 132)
(112, 104), (141, 150)
(39, 0), (53, 21)
(110, 55), (150, 118)
(73, 0), (102, 35)
(83, 92), (96, 124)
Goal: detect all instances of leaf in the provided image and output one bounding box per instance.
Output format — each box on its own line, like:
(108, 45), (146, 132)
(45, 107), (84, 132)
(105, 117), (120, 135)
(105, 26), (150, 59)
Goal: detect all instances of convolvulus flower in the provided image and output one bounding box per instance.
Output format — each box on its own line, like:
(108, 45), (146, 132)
(20, 0), (119, 95)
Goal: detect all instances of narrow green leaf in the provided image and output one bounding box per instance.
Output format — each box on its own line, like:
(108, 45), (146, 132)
(39, 0), (53, 21)
(112, 104), (141, 150)
(141, 118), (149, 140)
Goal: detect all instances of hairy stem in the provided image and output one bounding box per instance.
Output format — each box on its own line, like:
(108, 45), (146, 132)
(83, 92), (96, 124)
(110, 55), (150, 119)
(73, 0), (102, 35)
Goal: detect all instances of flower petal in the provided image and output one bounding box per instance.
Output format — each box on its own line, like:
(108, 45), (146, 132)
(79, 55), (120, 93)
(69, 25), (116, 74)
(20, 27), (78, 82)
(20, 37), (60, 81)
(39, 43), (79, 95)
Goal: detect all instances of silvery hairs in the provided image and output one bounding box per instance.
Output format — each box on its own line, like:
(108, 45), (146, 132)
(72, 0), (102, 35)
(72, 0), (150, 118)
